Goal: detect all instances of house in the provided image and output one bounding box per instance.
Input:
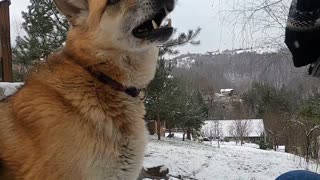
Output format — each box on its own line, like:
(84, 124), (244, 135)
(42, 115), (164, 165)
(202, 119), (265, 143)
(203, 88), (238, 103)
(202, 88), (245, 120)
(220, 89), (234, 96)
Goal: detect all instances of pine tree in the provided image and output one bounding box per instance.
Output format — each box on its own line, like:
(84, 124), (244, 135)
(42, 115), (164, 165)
(145, 58), (177, 140)
(12, 0), (69, 81)
(145, 28), (201, 140)
(158, 28), (201, 59)
(176, 85), (208, 141)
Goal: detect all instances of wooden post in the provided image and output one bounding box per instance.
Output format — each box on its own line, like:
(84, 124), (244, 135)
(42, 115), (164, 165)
(0, 0), (13, 82)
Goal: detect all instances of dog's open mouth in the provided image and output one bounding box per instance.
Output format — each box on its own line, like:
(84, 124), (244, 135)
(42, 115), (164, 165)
(132, 8), (173, 40)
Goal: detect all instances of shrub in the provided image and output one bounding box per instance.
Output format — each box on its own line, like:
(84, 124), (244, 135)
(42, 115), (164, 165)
(258, 140), (273, 150)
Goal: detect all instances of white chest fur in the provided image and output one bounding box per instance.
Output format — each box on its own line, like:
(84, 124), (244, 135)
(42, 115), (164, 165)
(81, 130), (148, 180)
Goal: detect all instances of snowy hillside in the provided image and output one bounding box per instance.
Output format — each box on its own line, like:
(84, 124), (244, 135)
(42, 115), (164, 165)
(144, 136), (319, 180)
(171, 47), (278, 69)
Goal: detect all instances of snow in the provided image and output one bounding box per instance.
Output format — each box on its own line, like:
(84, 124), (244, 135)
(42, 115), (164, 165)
(0, 82), (24, 96)
(175, 56), (196, 68)
(144, 136), (320, 180)
(159, 165), (169, 173)
(220, 89), (234, 93)
(203, 119), (265, 138)
(203, 141), (260, 149)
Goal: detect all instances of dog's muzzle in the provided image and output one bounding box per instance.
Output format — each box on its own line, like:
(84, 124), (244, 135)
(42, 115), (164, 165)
(132, 0), (175, 42)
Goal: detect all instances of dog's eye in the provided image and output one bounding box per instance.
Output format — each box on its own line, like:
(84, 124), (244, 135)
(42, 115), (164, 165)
(108, 0), (120, 5)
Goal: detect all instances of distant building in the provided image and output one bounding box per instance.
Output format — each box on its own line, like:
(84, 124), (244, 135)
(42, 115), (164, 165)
(203, 88), (241, 103)
(203, 88), (244, 120)
(220, 89), (234, 96)
(202, 119), (265, 142)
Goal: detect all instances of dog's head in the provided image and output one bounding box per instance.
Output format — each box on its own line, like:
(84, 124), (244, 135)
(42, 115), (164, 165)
(54, 0), (175, 52)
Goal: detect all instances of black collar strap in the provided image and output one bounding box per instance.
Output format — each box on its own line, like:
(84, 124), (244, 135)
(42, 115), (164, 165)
(62, 51), (142, 98)
(86, 66), (141, 98)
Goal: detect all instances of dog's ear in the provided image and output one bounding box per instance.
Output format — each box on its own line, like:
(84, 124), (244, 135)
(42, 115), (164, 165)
(53, 0), (89, 26)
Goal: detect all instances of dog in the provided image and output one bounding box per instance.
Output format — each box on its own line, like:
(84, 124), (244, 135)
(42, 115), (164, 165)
(0, 0), (174, 179)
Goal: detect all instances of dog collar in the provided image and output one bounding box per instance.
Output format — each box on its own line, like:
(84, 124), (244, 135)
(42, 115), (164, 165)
(86, 66), (142, 98)
(62, 51), (142, 98)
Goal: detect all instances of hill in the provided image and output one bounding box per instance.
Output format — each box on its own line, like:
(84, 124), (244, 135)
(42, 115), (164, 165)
(144, 136), (319, 180)
(170, 50), (320, 96)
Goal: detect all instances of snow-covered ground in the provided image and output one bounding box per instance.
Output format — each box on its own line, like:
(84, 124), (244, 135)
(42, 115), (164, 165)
(0, 82), (24, 96)
(144, 136), (320, 180)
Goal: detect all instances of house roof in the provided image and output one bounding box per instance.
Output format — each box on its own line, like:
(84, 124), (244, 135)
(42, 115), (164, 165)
(220, 89), (234, 92)
(202, 119), (265, 138)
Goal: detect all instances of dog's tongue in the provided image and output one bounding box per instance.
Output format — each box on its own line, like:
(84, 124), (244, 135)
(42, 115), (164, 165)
(146, 27), (174, 41)
(133, 18), (173, 39)
(133, 29), (150, 39)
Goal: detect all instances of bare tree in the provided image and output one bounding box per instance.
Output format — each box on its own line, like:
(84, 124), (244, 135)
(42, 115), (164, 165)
(228, 123), (238, 143)
(229, 120), (252, 145)
(219, 0), (291, 49)
(11, 18), (24, 38)
(289, 118), (320, 166)
(202, 121), (223, 147)
(211, 120), (223, 148)
(263, 110), (287, 151)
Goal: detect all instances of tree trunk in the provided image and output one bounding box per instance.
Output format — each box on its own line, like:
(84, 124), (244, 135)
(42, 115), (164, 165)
(157, 114), (161, 140)
(187, 127), (191, 140)
(168, 128), (172, 137)
(285, 135), (289, 153)
(306, 135), (311, 164)
(182, 128), (185, 141)
(314, 138), (319, 159)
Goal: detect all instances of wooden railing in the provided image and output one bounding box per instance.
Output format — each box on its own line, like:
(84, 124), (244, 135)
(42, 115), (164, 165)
(0, 0), (13, 82)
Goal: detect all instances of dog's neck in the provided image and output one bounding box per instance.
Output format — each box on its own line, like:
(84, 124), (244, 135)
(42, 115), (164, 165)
(64, 39), (159, 89)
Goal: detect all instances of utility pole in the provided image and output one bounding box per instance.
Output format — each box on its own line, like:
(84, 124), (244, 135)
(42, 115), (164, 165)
(0, 0), (13, 82)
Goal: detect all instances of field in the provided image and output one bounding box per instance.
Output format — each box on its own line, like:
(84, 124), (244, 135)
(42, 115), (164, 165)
(144, 136), (319, 180)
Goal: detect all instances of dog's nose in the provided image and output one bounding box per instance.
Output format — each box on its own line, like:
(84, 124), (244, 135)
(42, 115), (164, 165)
(163, 0), (175, 11)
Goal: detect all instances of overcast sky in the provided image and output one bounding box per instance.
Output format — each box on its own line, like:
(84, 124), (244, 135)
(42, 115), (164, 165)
(9, 0), (290, 54)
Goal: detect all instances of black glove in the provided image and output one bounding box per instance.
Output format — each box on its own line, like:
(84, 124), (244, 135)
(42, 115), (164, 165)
(285, 0), (320, 68)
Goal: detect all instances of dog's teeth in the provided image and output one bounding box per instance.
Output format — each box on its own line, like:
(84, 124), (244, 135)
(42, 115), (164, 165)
(152, 20), (158, 29)
(165, 8), (169, 15)
(167, 18), (172, 27)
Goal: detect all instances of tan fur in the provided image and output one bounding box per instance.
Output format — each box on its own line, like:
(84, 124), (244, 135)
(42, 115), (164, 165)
(0, 0), (172, 179)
